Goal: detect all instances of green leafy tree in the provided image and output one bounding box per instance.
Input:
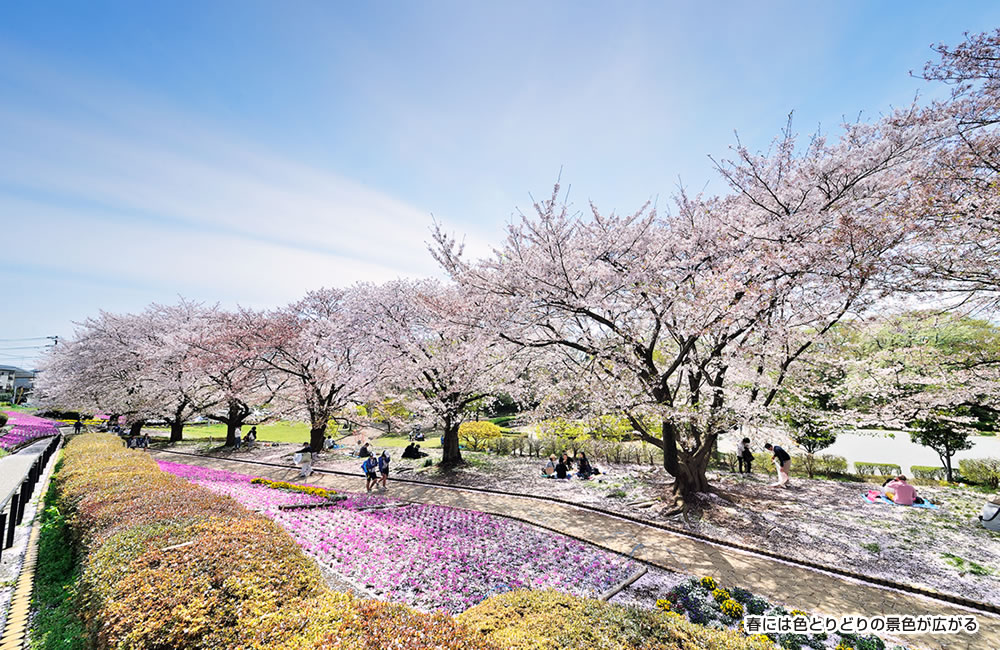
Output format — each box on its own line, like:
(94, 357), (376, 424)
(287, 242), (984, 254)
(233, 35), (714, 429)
(909, 415), (974, 482)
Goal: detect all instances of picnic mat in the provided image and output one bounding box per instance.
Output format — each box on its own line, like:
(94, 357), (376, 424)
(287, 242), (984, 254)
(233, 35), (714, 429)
(863, 490), (939, 509)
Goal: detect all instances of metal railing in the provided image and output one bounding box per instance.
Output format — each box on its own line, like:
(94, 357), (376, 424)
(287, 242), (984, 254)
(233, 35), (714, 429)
(0, 434), (61, 560)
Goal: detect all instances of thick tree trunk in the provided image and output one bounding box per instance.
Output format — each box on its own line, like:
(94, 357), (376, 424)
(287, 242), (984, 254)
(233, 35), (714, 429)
(129, 420), (145, 437)
(224, 401), (249, 447)
(943, 454), (954, 483)
(440, 417), (463, 466)
(169, 420), (184, 443)
(310, 423), (327, 453)
(660, 422), (717, 512)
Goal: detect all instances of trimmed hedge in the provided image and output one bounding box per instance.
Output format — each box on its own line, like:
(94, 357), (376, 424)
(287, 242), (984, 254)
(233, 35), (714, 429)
(457, 589), (771, 650)
(909, 465), (946, 481)
(854, 462), (901, 477)
(58, 434), (494, 649)
(958, 457), (1000, 488)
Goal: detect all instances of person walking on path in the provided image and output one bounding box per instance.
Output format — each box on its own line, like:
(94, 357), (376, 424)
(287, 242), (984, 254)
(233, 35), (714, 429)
(765, 443), (791, 487)
(737, 437), (753, 474)
(73, 419), (83, 434)
(378, 450), (391, 490)
(294, 443), (313, 478)
(362, 455), (380, 492)
(234, 425), (243, 450)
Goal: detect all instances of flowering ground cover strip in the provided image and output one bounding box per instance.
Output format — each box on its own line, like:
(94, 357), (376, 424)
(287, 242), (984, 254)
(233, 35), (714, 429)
(273, 502), (639, 613)
(156, 461), (329, 510)
(159, 461), (638, 614)
(0, 411), (61, 450)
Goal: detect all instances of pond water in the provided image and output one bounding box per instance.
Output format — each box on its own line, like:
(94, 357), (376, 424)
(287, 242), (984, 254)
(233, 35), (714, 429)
(720, 430), (1000, 474)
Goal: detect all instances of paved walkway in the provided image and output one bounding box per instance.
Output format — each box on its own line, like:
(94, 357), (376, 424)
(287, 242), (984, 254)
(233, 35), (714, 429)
(0, 438), (55, 507)
(150, 451), (1000, 650)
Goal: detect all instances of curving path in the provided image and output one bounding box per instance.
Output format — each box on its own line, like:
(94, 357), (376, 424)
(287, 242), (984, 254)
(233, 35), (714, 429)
(149, 450), (999, 650)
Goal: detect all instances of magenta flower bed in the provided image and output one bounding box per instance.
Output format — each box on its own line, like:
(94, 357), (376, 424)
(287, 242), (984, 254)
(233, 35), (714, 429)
(159, 461), (638, 613)
(156, 461), (329, 509)
(1, 411), (61, 450)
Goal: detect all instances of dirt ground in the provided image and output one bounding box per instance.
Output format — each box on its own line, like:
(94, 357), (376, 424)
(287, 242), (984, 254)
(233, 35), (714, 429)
(163, 430), (1000, 605)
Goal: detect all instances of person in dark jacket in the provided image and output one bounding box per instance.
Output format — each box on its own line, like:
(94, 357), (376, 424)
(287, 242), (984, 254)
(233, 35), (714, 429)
(378, 451), (391, 490)
(576, 451), (596, 479)
(765, 443), (792, 487)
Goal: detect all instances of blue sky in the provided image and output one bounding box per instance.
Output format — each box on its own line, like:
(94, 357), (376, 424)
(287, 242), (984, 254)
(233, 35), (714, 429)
(2, 1), (999, 367)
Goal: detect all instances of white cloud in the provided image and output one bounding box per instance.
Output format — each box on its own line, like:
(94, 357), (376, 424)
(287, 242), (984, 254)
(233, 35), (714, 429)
(0, 45), (496, 309)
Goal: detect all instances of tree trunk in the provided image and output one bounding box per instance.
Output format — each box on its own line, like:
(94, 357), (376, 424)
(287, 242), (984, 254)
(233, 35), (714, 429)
(943, 453), (954, 483)
(169, 420), (184, 442)
(310, 423), (327, 453)
(129, 420), (145, 437)
(661, 423), (716, 512)
(224, 401), (248, 447)
(440, 417), (463, 466)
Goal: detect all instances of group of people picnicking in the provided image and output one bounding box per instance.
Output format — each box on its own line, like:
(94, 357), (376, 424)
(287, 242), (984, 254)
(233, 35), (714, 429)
(541, 451), (600, 480)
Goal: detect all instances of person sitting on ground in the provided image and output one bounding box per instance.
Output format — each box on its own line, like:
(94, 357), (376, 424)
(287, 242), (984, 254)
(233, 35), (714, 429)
(555, 456), (568, 479)
(323, 435), (335, 450)
(883, 474), (919, 505)
(764, 442), (792, 488)
(141, 433), (150, 449)
(402, 442), (420, 459)
(245, 426), (257, 448)
(559, 452), (574, 471)
(542, 454), (557, 477)
(414, 444), (427, 458)
(576, 451), (595, 479)
(362, 455), (379, 492)
(358, 442), (372, 458)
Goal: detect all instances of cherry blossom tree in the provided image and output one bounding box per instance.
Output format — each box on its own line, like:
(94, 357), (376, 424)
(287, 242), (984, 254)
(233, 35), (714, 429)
(363, 279), (526, 466)
(145, 300), (221, 442)
(434, 114), (936, 506)
(242, 287), (388, 452)
(184, 308), (281, 447)
(36, 310), (161, 433)
(902, 29), (1000, 310)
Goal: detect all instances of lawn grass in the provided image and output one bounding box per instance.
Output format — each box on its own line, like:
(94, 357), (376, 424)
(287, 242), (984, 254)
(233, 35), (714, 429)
(29, 476), (88, 650)
(147, 421), (315, 444)
(369, 432), (443, 449)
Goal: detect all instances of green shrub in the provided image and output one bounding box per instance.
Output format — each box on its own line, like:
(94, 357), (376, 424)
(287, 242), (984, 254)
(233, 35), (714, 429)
(816, 455), (848, 474)
(458, 589), (772, 650)
(458, 421), (503, 451)
(486, 435), (514, 455)
(909, 465), (946, 481)
(753, 452), (777, 475)
(0, 411), (8, 427)
(30, 480), (88, 650)
(712, 451), (738, 472)
(854, 462), (901, 477)
(957, 458), (1000, 488)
